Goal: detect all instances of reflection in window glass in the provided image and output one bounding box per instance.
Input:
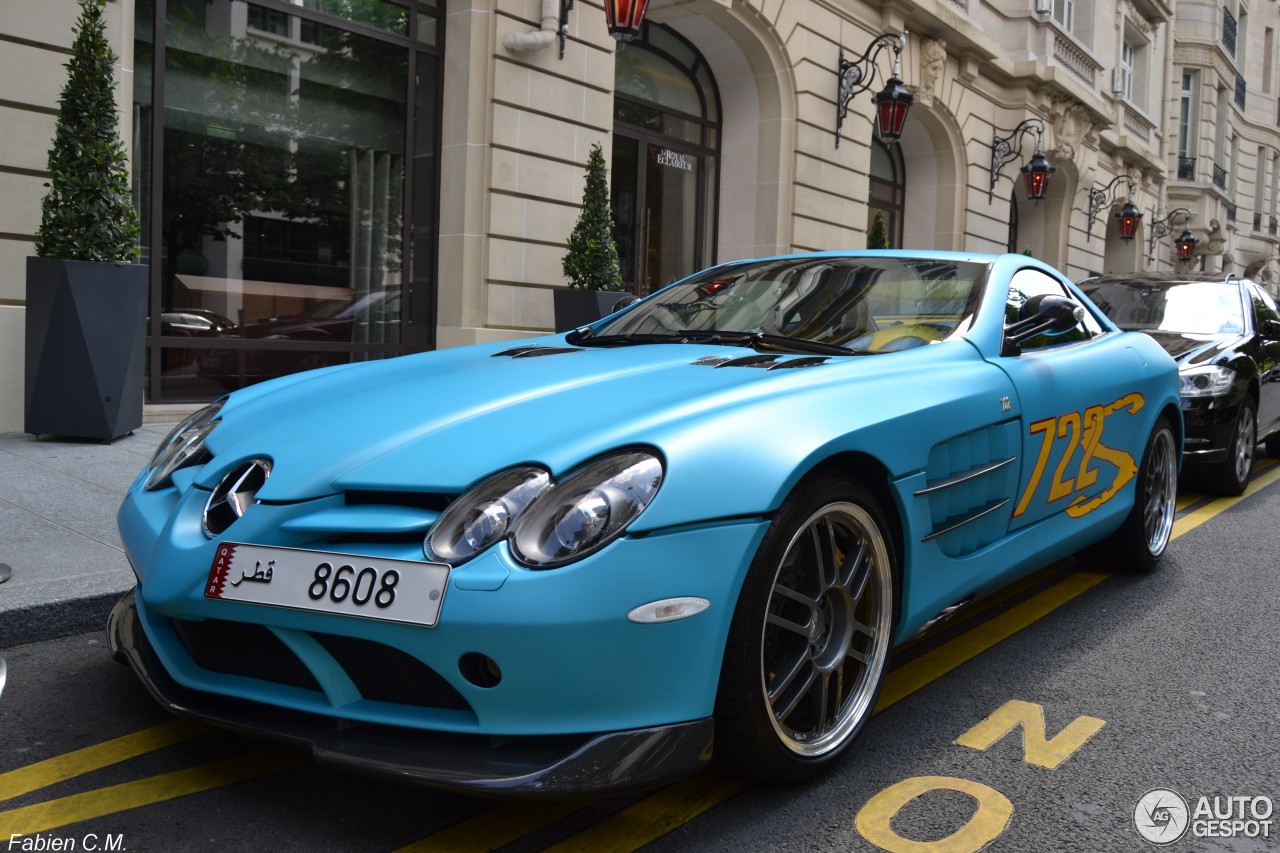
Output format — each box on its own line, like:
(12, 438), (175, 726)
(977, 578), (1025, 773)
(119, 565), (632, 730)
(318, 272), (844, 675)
(157, 0), (407, 393)
(1084, 281), (1245, 335)
(598, 258), (986, 354)
(299, 0), (409, 36)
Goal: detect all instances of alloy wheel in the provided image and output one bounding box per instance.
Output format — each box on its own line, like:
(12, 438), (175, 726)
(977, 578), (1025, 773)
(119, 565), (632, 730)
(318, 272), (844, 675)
(760, 502), (893, 756)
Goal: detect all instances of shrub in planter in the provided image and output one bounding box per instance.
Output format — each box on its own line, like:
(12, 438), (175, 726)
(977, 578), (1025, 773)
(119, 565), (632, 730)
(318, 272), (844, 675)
(556, 142), (628, 331)
(26, 0), (147, 440)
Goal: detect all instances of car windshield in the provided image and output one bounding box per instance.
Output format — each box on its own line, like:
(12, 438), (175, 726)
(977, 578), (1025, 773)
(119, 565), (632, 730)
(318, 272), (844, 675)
(1084, 281), (1246, 335)
(592, 257), (988, 352)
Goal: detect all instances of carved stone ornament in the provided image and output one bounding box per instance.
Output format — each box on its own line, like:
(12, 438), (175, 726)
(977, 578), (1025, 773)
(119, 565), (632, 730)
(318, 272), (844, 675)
(918, 38), (947, 106)
(1049, 97), (1095, 164)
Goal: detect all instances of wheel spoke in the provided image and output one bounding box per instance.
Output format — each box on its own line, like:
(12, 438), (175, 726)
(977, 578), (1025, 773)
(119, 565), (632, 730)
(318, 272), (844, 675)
(814, 520), (841, 591)
(767, 650), (811, 703)
(772, 583), (818, 610)
(766, 610), (811, 638)
(772, 665), (817, 722)
(846, 549), (871, 607)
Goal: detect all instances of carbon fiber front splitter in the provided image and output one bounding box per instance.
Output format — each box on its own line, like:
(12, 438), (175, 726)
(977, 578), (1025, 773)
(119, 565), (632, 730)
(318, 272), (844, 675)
(107, 590), (715, 798)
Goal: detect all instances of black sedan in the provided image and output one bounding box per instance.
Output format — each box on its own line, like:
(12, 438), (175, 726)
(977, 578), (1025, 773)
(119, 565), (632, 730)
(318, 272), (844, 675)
(1081, 273), (1280, 494)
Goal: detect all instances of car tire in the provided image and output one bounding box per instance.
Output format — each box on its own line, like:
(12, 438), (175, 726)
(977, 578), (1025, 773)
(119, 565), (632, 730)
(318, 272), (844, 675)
(713, 473), (896, 783)
(1205, 399), (1256, 496)
(1084, 415), (1178, 573)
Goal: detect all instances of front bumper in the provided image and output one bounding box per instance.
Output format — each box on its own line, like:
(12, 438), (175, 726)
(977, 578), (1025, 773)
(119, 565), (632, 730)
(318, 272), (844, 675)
(109, 590), (714, 797)
(1180, 395), (1241, 465)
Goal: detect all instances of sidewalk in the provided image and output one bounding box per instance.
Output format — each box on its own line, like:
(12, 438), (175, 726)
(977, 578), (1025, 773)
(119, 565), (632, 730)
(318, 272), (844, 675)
(0, 406), (197, 648)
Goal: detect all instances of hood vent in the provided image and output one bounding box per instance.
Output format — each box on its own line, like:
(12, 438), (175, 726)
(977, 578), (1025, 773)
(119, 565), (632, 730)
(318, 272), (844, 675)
(493, 346), (584, 358)
(692, 355), (829, 370)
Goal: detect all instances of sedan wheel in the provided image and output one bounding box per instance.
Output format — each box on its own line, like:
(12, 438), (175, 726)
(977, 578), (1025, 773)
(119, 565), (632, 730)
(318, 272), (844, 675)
(1206, 399), (1256, 496)
(715, 475), (895, 782)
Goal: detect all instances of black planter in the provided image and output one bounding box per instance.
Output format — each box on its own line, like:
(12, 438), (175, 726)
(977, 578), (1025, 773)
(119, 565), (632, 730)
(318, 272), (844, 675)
(553, 289), (633, 333)
(25, 257), (148, 441)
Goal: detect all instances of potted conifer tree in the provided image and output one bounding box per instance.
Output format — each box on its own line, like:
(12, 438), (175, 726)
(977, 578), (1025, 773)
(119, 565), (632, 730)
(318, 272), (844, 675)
(25, 0), (146, 440)
(556, 142), (628, 331)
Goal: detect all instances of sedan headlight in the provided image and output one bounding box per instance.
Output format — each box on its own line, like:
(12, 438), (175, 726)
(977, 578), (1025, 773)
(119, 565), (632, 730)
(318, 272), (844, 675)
(144, 402), (224, 490)
(425, 467), (550, 565)
(1179, 364), (1235, 398)
(511, 451), (664, 569)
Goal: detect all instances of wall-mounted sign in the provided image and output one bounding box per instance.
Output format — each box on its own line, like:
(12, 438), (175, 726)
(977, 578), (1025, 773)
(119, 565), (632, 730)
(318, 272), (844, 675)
(655, 148), (694, 171)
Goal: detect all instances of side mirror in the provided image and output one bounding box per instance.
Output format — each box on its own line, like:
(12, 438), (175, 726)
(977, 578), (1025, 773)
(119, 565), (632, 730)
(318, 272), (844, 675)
(1003, 294), (1084, 355)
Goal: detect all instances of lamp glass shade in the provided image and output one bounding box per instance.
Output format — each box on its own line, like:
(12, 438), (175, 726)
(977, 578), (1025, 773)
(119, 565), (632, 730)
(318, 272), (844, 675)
(1175, 230), (1198, 261)
(1115, 201), (1142, 241)
(604, 0), (650, 41)
(1020, 151), (1056, 202)
(874, 77), (914, 144)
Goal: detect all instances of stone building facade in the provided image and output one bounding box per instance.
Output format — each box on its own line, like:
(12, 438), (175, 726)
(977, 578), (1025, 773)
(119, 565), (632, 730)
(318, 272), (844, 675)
(0, 0), (1276, 430)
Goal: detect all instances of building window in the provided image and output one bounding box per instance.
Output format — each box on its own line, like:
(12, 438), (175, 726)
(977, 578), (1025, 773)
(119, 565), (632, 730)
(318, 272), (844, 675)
(1119, 41), (1134, 101)
(611, 23), (721, 296)
(1179, 72), (1199, 159)
(868, 138), (906, 248)
(134, 0), (444, 402)
(1265, 28), (1275, 94)
(1054, 0), (1074, 31)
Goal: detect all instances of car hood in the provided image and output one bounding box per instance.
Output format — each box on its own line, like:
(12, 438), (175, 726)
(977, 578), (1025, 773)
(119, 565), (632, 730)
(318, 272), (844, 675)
(1142, 330), (1246, 366)
(199, 338), (894, 500)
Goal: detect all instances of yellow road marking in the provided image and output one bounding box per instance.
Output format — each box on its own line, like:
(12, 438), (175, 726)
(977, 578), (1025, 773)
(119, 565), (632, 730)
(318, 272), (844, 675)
(537, 773), (749, 853)
(0, 720), (206, 803)
(875, 570), (1111, 712)
(0, 752), (303, 838)
(1172, 463), (1280, 539)
(393, 800), (591, 853)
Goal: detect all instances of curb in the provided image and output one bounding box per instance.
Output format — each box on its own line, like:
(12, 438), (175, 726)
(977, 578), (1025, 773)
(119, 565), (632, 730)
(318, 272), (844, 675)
(0, 591), (126, 650)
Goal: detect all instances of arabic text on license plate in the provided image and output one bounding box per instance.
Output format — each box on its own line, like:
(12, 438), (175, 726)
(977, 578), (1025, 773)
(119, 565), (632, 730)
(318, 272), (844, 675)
(205, 543), (449, 627)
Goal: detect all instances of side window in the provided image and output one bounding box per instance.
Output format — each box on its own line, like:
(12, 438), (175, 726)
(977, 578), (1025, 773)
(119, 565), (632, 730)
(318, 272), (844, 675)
(1249, 284), (1280, 334)
(1005, 268), (1100, 351)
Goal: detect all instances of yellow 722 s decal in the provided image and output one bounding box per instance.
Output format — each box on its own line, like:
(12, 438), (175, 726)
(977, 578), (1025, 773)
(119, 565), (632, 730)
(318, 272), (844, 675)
(1012, 392), (1145, 519)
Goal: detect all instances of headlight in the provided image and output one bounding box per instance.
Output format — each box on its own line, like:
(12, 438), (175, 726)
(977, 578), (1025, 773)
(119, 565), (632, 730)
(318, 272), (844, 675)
(511, 451), (664, 569)
(425, 467), (550, 565)
(144, 402), (224, 490)
(1180, 364), (1235, 398)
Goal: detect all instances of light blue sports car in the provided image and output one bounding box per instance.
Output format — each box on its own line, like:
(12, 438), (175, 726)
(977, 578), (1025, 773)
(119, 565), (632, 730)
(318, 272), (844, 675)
(110, 251), (1182, 796)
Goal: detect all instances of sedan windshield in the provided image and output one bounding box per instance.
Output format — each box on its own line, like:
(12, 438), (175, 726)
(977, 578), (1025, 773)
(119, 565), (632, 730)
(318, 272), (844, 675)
(589, 257), (989, 353)
(1084, 281), (1246, 336)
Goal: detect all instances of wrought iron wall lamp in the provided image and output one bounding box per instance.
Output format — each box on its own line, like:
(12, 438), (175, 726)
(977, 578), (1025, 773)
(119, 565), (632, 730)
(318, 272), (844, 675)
(835, 31), (914, 148)
(1086, 176), (1141, 242)
(1146, 207), (1195, 264)
(990, 118), (1056, 203)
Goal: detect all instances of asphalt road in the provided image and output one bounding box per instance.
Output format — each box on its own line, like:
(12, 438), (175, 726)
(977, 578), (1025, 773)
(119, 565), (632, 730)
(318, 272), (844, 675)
(2, 467), (1279, 853)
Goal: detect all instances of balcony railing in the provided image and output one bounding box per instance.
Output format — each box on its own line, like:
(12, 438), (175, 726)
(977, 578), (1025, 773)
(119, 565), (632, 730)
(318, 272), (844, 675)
(1213, 162), (1228, 189)
(1255, 212), (1263, 230)
(1224, 6), (1238, 56)
(1178, 156), (1197, 180)
(1236, 75), (1247, 109)
(1227, 204), (1238, 222)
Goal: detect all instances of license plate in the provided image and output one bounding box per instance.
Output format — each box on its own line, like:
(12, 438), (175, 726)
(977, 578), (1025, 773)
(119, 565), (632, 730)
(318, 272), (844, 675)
(205, 543), (449, 627)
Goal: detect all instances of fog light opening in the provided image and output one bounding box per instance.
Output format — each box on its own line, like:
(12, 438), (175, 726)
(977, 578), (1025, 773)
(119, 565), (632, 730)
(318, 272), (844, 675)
(459, 652), (502, 688)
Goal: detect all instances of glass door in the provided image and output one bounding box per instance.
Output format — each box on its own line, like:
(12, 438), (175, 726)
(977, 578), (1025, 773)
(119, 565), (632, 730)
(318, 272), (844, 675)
(612, 132), (704, 295)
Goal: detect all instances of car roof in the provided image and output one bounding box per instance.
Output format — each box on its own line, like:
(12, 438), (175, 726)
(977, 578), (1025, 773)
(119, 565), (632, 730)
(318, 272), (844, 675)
(1080, 272), (1252, 288)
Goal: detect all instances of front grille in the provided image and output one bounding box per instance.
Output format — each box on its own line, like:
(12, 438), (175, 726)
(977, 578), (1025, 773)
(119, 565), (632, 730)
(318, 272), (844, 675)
(171, 618), (322, 692)
(169, 618), (473, 714)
